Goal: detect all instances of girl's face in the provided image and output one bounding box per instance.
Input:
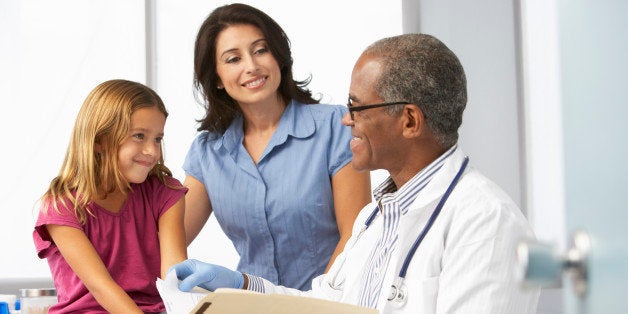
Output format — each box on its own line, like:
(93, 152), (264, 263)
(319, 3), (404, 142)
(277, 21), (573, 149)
(117, 106), (165, 184)
(214, 24), (282, 107)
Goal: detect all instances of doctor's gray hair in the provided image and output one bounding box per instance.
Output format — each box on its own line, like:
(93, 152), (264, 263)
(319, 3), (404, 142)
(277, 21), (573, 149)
(363, 33), (467, 148)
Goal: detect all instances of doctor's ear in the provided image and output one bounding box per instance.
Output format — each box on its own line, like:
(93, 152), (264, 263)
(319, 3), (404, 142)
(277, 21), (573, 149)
(401, 104), (425, 138)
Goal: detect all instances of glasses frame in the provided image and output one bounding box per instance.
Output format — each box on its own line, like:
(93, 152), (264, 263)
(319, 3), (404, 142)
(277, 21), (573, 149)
(346, 98), (411, 121)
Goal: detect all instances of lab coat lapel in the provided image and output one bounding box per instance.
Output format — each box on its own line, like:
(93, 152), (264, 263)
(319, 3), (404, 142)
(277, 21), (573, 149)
(375, 149), (468, 311)
(405, 149), (468, 210)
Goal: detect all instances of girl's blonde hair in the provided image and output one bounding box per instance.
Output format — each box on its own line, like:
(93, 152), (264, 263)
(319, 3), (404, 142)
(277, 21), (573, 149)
(42, 79), (173, 224)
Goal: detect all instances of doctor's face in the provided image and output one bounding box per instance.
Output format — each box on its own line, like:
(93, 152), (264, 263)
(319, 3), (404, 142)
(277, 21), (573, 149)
(343, 54), (404, 172)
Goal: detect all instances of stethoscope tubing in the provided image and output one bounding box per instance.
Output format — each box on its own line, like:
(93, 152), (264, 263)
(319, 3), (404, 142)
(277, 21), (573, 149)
(398, 156), (469, 278)
(361, 156), (469, 304)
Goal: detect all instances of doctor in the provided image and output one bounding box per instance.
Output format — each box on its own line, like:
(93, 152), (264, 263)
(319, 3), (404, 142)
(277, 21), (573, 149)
(171, 33), (540, 313)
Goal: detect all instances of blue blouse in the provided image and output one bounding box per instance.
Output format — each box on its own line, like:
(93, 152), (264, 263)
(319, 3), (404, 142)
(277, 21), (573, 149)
(183, 100), (353, 290)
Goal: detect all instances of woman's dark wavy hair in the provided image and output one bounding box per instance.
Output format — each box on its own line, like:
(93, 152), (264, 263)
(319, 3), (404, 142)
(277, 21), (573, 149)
(194, 3), (318, 134)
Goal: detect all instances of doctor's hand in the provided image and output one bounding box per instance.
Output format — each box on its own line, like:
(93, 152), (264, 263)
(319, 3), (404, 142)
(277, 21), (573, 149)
(169, 259), (245, 292)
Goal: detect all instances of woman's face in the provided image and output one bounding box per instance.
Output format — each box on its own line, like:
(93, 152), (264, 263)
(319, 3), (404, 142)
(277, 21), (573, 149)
(214, 24), (282, 107)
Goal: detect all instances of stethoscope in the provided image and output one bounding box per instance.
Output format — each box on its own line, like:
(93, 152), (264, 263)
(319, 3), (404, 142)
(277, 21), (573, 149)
(360, 156), (469, 305)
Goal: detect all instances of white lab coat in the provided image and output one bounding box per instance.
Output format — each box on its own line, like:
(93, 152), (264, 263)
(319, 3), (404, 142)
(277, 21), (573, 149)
(256, 149), (540, 313)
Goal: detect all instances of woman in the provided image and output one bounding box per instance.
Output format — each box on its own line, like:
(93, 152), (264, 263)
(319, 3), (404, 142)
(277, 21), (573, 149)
(183, 3), (371, 290)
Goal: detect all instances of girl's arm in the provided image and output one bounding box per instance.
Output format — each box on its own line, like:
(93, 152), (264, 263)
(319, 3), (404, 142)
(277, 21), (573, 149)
(183, 175), (212, 246)
(326, 163), (372, 272)
(158, 196), (188, 277)
(46, 225), (143, 313)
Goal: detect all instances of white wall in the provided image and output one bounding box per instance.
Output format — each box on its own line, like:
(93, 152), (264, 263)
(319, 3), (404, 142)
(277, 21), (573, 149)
(0, 0), (401, 279)
(519, 2), (566, 312)
(0, 0), (147, 279)
(518, 0), (566, 250)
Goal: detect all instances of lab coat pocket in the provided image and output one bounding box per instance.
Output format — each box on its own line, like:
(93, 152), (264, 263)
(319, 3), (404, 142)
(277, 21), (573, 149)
(418, 276), (439, 313)
(314, 272), (344, 302)
(381, 275), (440, 313)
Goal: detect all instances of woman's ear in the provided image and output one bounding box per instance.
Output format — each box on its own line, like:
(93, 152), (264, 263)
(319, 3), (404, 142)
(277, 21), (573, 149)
(94, 142), (103, 154)
(401, 104), (425, 139)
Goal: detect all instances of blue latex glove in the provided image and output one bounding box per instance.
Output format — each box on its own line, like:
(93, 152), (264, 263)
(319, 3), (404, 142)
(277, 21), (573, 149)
(169, 259), (244, 292)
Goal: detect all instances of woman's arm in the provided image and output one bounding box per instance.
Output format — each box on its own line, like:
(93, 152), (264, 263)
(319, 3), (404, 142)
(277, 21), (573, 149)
(326, 163), (371, 272)
(158, 196), (188, 277)
(46, 225), (143, 313)
(183, 175), (213, 246)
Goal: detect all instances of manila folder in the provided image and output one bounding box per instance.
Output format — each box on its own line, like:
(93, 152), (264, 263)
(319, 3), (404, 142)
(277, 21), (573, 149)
(190, 288), (377, 314)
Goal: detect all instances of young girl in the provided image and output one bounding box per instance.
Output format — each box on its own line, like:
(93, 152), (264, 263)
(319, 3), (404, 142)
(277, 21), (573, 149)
(33, 79), (187, 313)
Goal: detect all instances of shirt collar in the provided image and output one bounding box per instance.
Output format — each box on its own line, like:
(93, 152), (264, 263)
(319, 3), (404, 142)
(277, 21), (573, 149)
(272, 99), (316, 145)
(373, 145), (458, 213)
(215, 100), (315, 154)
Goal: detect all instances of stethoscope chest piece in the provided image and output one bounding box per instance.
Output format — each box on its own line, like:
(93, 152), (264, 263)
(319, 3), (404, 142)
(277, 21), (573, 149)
(384, 156), (469, 306)
(387, 277), (407, 305)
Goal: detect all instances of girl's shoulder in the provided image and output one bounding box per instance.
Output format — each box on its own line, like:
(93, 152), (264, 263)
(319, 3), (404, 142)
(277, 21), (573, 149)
(36, 193), (84, 231)
(39, 192), (78, 216)
(140, 175), (185, 192)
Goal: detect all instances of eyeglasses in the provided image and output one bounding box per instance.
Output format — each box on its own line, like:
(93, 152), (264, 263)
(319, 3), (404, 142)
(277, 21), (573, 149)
(346, 97), (411, 121)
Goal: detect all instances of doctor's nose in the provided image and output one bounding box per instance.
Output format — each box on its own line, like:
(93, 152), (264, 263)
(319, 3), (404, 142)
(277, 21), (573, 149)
(342, 112), (355, 127)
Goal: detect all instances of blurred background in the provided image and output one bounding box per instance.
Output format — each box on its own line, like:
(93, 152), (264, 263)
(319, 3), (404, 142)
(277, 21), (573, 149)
(3, 0), (607, 313)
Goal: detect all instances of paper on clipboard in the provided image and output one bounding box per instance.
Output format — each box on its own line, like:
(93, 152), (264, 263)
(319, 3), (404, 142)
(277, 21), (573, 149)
(156, 270), (211, 314)
(190, 288), (377, 314)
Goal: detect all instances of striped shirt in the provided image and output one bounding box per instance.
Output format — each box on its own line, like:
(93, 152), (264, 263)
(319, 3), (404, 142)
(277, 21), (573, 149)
(357, 145), (457, 308)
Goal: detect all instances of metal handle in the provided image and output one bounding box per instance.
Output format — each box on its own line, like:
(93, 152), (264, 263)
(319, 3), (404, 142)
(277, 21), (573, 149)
(516, 230), (590, 298)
